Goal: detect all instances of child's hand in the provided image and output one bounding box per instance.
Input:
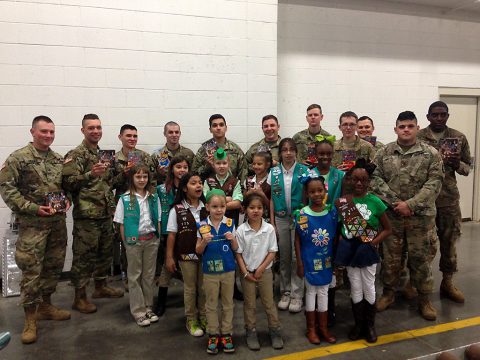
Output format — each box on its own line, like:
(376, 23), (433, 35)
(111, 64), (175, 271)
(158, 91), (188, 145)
(166, 257), (177, 273)
(202, 233), (214, 242)
(225, 232), (234, 241)
(226, 196), (233, 203)
(253, 268), (264, 280)
(245, 273), (257, 283)
(296, 263), (304, 278)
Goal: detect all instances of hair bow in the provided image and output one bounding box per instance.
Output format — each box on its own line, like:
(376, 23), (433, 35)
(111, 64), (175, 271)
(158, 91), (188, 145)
(315, 134), (336, 145)
(298, 170), (322, 185)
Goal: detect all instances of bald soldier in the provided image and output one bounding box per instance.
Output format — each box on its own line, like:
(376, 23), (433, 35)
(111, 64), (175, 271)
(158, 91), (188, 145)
(0, 116), (71, 344)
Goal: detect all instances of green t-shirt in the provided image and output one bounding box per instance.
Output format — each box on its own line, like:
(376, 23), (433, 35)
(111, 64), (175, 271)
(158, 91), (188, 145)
(340, 193), (387, 238)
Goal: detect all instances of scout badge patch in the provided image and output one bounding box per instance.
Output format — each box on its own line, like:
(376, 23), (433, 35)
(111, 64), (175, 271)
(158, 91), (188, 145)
(198, 221), (211, 238)
(335, 196), (377, 242)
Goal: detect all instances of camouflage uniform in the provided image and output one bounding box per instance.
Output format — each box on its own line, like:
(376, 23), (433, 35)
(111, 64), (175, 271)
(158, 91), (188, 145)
(292, 128), (331, 166)
(151, 144), (195, 183)
(0, 143), (67, 306)
(332, 136), (376, 167)
(418, 126), (471, 273)
(371, 141), (444, 294)
(192, 138), (247, 182)
(373, 141), (385, 151)
(62, 140), (117, 288)
(245, 136), (282, 169)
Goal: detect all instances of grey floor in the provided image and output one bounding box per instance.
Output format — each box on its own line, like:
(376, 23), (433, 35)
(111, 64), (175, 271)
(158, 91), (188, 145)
(1, 223), (479, 360)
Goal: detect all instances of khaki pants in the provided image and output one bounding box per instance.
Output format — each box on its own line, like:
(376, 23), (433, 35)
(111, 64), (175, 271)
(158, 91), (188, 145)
(240, 268), (280, 330)
(124, 236), (160, 318)
(204, 271), (235, 335)
(178, 260), (206, 321)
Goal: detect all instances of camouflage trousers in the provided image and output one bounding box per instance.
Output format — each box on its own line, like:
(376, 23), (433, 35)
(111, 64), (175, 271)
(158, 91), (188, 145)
(436, 204), (461, 274)
(15, 220), (67, 306)
(382, 211), (437, 294)
(70, 217), (114, 288)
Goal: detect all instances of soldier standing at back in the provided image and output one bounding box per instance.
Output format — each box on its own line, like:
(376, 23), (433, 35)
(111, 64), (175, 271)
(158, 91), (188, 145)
(418, 101), (471, 303)
(371, 111), (444, 321)
(63, 114), (124, 314)
(0, 116), (71, 344)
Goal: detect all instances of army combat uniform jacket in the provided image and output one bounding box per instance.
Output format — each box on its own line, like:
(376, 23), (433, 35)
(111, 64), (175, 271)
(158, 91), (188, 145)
(332, 136), (376, 167)
(292, 128), (331, 166)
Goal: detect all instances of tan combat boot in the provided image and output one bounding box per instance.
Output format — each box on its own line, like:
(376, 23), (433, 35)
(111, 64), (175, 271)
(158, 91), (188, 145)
(376, 289), (395, 312)
(37, 294), (71, 321)
(92, 279), (124, 299)
(418, 294), (437, 321)
(401, 280), (418, 300)
(72, 287), (97, 314)
(21, 306), (37, 344)
(440, 273), (465, 303)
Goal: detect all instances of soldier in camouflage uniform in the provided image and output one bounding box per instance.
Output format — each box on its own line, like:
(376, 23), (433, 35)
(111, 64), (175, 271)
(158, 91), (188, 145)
(0, 116), (70, 344)
(113, 124), (158, 290)
(418, 101), (471, 303)
(245, 114), (282, 172)
(332, 111), (376, 169)
(371, 111), (444, 321)
(292, 104), (331, 167)
(357, 116), (385, 151)
(192, 114), (247, 182)
(151, 121), (195, 183)
(62, 114), (124, 315)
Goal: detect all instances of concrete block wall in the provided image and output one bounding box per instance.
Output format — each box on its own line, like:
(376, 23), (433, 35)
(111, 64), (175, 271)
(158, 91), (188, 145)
(278, 0), (480, 143)
(0, 0), (278, 271)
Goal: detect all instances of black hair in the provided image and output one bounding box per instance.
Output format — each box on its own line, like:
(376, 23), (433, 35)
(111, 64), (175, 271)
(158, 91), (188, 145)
(252, 151), (273, 170)
(172, 172), (205, 205)
(307, 104), (322, 113)
(119, 124), (137, 134)
(397, 111), (417, 123)
(358, 116), (374, 126)
(32, 115), (53, 128)
(315, 139), (334, 151)
(209, 114), (226, 127)
(302, 176), (326, 205)
(262, 114), (278, 125)
(348, 158), (376, 177)
(278, 137), (297, 163)
(165, 155), (191, 193)
(428, 101), (449, 114)
(339, 111), (358, 125)
(242, 190), (268, 210)
(82, 113), (100, 126)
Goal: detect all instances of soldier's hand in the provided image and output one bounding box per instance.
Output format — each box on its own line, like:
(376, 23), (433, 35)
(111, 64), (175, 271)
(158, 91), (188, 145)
(157, 165), (167, 176)
(123, 163), (135, 174)
(37, 205), (53, 217)
(445, 153), (461, 170)
(393, 201), (413, 217)
(166, 257), (177, 273)
(91, 162), (107, 177)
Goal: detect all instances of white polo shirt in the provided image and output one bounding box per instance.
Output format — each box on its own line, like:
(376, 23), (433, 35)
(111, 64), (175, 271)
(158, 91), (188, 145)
(235, 219), (278, 272)
(166, 200), (205, 233)
(113, 191), (161, 235)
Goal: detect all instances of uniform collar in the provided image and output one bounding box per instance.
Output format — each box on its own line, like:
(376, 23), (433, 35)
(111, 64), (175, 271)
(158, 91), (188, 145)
(244, 219), (268, 233)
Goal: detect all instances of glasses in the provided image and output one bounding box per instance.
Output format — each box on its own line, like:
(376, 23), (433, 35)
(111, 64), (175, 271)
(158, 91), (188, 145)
(429, 112), (448, 118)
(341, 123), (356, 128)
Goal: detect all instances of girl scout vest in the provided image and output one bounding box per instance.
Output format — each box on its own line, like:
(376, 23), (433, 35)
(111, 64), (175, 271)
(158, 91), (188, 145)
(198, 217), (236, 274)
(206, 175), (240, 225)
(295, 207), (337, 286)
(271, 163), (309, 217)
(157, 184), (175, 235)
(174, 203), (208, 261)
(121, 193), (159, 245)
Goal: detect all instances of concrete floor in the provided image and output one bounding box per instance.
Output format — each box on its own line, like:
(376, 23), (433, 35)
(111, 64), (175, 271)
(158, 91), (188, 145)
(1, 223), (479, 360)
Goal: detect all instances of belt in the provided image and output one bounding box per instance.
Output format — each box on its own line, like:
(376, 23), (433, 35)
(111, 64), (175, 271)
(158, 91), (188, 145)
(138, 232), (155, 241)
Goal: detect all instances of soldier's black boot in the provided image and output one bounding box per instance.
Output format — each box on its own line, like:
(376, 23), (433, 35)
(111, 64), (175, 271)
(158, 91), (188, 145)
(154, 287), (168, 317)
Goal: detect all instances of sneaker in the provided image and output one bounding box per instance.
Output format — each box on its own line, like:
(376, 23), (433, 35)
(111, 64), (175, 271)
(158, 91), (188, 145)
(288, 298), (303, 313)
(146, 310), (159, 323)
(187, 319), (204, 337)
(199, 317), (208, 331)
(207, 335), (219, 354)
(221, 334), (235, 353)
(245, 328), (260, 351)
(269, 327), (284, 350)
(136, 316), (150, 327)
(278, 293), (291, 310)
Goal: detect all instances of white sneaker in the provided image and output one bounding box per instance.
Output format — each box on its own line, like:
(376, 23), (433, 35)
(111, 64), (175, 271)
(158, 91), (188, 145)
(146, 310), (159, 323)
(136, 315), (150, 327)
(278, 293), (291, 310)
(288, 298), (303, 313)
(186, 319), (204, 337)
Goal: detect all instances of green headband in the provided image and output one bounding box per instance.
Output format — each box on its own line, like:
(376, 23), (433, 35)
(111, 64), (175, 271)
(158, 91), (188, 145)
(206, 188), (226, 203)
(214, 148), (227, 161)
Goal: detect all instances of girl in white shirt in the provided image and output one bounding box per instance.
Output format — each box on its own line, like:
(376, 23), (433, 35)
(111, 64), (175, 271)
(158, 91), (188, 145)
(113, 165), (161, 327)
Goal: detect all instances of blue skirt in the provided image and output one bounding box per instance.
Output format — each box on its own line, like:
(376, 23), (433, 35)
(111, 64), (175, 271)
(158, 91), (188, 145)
(334, 237), (380, 268)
